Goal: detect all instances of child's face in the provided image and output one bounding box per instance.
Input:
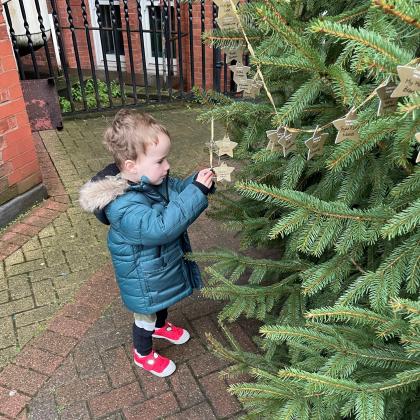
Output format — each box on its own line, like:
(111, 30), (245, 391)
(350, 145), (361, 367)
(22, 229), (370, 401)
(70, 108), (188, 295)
(130, 132), (171, 185)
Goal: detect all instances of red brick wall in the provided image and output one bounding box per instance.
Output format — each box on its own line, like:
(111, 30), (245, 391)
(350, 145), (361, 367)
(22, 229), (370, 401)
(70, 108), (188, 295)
(0, 7), (42, 206)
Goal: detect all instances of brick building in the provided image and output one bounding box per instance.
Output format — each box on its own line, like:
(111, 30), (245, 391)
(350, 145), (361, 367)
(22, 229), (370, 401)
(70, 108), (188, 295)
(0, 5), (45, 227)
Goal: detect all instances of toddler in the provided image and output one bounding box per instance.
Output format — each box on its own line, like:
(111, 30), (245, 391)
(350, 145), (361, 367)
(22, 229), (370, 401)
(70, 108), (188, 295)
(79, 110), (214, 377)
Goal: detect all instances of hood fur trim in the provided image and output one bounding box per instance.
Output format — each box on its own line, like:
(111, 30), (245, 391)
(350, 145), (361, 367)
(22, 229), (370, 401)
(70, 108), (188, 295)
(79, 176), (129, 212)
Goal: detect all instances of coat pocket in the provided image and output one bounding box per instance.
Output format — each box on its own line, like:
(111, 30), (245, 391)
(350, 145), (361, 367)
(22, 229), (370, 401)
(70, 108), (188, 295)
(142, 247), (189, 305)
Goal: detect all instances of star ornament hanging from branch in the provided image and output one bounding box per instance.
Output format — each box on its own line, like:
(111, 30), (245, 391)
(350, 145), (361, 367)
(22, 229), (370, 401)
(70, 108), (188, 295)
(243, 80), (263, 99)
(266, 129), (282, 152)
(305, 127), (328, 161)
(216, 15), (240, 31)
(391, 65), (420, 97)
(332, 109), (359, 144)
(416, 132), (420, 164)
(278, 127), (298, 157)
(375, 81), (399, 116)
(213, 0), (240, 7)
(229, 64), (251, 83)
(213, 162), (235, 182)
(215, 134), (238, 157)
(223, 47), (244, 64)
(214, 0), (239, 18)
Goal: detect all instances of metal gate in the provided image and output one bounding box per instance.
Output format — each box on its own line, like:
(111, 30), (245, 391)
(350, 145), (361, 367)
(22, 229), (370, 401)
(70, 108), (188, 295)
(2, 0), (239, 114)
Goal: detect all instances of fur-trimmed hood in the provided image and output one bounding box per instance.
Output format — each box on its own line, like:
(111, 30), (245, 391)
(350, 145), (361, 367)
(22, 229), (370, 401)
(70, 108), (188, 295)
(79, 175), (128, 213)
(79, 163), (170, 225)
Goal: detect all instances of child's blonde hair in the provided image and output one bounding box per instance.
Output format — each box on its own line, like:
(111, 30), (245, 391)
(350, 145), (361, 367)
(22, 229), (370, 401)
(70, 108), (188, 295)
(103, 109), (170, 169)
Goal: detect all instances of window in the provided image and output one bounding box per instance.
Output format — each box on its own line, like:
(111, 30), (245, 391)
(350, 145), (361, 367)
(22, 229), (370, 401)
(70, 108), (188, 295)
(147, 5), (176, 60)
(98, 3), (125, 57)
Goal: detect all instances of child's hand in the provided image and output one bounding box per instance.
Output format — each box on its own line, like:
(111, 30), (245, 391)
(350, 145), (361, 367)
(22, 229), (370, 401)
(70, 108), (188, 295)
(196, 168), (214, 189)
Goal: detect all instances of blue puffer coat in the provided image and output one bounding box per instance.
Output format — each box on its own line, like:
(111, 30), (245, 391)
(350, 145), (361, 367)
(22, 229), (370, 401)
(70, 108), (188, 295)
(79, 164), (208, 314)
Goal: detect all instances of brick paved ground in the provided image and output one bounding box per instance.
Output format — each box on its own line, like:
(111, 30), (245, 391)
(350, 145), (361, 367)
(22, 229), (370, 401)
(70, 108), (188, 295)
(0, 104), (263, 419)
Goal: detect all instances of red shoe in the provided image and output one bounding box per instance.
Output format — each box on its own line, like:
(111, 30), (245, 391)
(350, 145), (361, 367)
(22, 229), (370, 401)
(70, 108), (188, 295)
(133, 348), (176, 377)
(152, 322), (190, 344)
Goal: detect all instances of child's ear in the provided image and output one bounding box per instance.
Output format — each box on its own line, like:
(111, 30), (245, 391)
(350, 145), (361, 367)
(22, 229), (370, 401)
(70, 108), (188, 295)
(123, 159), (136, 173)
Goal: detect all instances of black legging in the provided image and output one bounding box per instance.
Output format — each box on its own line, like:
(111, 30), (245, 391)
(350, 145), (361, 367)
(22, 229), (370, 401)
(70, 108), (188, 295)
(132, 308), (168, 356)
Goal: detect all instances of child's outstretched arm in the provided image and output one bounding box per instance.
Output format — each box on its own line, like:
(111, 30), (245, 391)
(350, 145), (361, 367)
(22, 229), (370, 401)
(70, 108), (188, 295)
(109, 182), (209, 246)
(170, 168), (215, 193)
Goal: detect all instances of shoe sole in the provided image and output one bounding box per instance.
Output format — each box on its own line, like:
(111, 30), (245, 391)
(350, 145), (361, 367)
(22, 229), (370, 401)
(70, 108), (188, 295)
(133, 358), (176, 377)
(152, 329), (190, 345)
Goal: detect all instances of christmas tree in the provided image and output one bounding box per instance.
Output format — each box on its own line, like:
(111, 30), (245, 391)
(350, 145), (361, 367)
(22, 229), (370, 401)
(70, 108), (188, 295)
(192, 1), (420, 418)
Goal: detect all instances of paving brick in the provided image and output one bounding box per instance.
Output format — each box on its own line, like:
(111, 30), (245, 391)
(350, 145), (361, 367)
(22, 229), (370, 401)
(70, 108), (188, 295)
(0, 291), (8, 304)
(170, 363), (205, 409)
(183, 299), (224, 321)
(103, 346), (136, 388)
(60, 302), (103, 324)
(5, 260), (44, 277)
(0, 244), (20, 260)
(16, 323), (43, 348)
(15, 346), (63, 376)
(165, 401), (217, 420)
(73, 338), (104, 378)
(30, 330), (78, 357)
(199, 372), (242, 418)
(31, 280), (57, 306)
(163, 338), (206, 364)
(227, 323), (258, 353)
(48, 315), (91, 339)
(42, 358), (78, 392)
(55, 373), (111, 407)
(134, 362), (170, 399)
(26, 389), (57, 420)
(0, 317), (15, 348)
(22, 216), (49, 228)
(58, 401), (90, 420)
(8, 274), (31, 300)
(2, 233), (30, 247)
(14, 304), (58, 328)
(37, 225), (55, 239)
(23, 249), (43, 261)
(191, 315), (229, 347)
(188, 351), (231, 378)
(44, 200), (68, 212)
(0, 386), (30, 418)
(10, 224), (41, 238)
(88, 382), (143, 418)
(0, 364), (47, 396)
(0, 296), (34, 318)
(4, 249), (24, 266)
(21, 237), (41, 252)
(123, 391), (179, 420)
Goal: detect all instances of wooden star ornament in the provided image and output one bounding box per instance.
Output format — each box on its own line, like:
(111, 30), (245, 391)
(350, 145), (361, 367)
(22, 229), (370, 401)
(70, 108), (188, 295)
(243, 80), (263, 98)
(224, 47), (244, 64)
(235, 78), (252, 93)
(304, 128), (328, 161)
(213, 0), (240, 6)
(416, 132), (420, 164)
(213, 162), (235, 182)
(229, 64), (251, 83)
(215, 134), (238, 157)
(278, 128), (298, 157)
(332, 109), (359, 144)
(375, 81), (398, 116)
(216, 15), (240, 31)
(391, 65), (420, 97)
(265, 130), (281, 152)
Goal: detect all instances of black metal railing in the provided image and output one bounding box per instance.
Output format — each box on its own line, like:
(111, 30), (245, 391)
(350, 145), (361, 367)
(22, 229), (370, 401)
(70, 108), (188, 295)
(3, 0), (239, 114)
